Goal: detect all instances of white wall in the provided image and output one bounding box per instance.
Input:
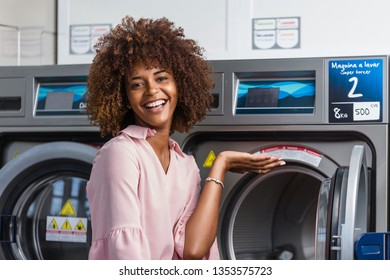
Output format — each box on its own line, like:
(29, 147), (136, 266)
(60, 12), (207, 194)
(0, 0), (56, 66)
(238, 0), (390, 59)
(1, 0), (390, 66)
(57, 0), (237, 64)
(58, 0), (390, 64)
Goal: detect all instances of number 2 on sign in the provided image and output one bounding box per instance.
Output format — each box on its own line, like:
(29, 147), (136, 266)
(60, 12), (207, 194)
(348, 77), (363, 98)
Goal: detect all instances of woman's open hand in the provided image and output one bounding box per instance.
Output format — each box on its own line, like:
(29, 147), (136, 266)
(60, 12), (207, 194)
(215, 151), (286, 174)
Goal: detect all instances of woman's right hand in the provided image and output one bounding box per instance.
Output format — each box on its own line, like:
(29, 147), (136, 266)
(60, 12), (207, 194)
(214, 151), (286, 174)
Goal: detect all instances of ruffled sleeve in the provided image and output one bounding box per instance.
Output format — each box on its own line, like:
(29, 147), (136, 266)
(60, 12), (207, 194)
(87, 140), (151, 259)
(88, 227), (151, 259)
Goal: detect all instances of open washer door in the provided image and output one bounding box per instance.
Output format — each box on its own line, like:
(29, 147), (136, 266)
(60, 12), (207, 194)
(218, 143), (369, 260)
(0, 142), (97, 260)
(315, 145), (369, 260)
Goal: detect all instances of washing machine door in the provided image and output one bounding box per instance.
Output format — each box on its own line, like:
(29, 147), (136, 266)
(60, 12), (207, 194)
(315, 145), (369, 260)
(0, 142), (97, 260)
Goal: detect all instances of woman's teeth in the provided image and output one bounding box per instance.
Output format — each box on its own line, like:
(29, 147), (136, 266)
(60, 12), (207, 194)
(145, 100), (166, 108)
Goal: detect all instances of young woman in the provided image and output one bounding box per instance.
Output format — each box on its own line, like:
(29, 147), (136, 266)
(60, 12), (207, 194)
(86, 16), (285, 260)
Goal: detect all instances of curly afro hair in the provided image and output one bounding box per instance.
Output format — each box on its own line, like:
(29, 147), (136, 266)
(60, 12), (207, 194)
(86, 16), (214, 137)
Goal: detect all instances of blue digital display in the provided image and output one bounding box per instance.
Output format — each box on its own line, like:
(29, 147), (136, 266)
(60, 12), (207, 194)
(235, 79), (315, 114)
(36, 83), (88, 116)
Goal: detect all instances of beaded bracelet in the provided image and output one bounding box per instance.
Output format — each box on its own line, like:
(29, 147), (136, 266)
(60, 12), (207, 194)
(205, 177), (224, 189)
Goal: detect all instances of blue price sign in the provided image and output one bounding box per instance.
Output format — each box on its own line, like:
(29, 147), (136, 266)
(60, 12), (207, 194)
(328, 58), (383, 123)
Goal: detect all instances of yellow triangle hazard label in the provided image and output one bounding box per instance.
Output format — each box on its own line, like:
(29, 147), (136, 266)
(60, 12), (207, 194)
(59, 199), (77, 216)
(61, 219), (72, 230)
(203, 150), (216, 168)
(74, 220), (86, 231)
(49, 218), (59, 229)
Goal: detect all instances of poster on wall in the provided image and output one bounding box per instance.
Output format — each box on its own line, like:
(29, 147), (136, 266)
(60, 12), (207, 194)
(252, 17), (300, 50)
(70, 24), (111, 55)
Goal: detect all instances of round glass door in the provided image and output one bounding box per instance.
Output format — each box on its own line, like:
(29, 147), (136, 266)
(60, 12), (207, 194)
(0, 142), (97, 260)
(11, 170), (91, 260)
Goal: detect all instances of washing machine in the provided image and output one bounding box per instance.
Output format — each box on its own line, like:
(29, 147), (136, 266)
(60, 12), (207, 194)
(0, 64), (107, 259)
(178, 55), (389, 260)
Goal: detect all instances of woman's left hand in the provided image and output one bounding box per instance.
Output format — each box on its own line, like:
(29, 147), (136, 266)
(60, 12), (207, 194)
(215, 151), (286, 174)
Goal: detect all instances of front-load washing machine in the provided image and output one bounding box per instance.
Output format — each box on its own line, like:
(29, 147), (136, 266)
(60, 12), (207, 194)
(178, 55), (389, 260)
(0, 64), (107, 259)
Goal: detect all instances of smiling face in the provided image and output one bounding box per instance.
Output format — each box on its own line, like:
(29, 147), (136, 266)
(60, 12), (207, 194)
(125, 63), (178, 133)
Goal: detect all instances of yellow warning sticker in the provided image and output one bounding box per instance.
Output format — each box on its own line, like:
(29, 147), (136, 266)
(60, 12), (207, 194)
(59, 199), (77, 216)
(203, 150), (216, 168)
(74, 220), (86, 231)
(46, 216), (88, 243)
(48, 218), (59, 229)
(61, 219), (72, 230)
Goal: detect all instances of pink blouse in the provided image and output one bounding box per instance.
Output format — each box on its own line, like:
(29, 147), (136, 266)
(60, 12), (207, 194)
(87, 125), (220, 260)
